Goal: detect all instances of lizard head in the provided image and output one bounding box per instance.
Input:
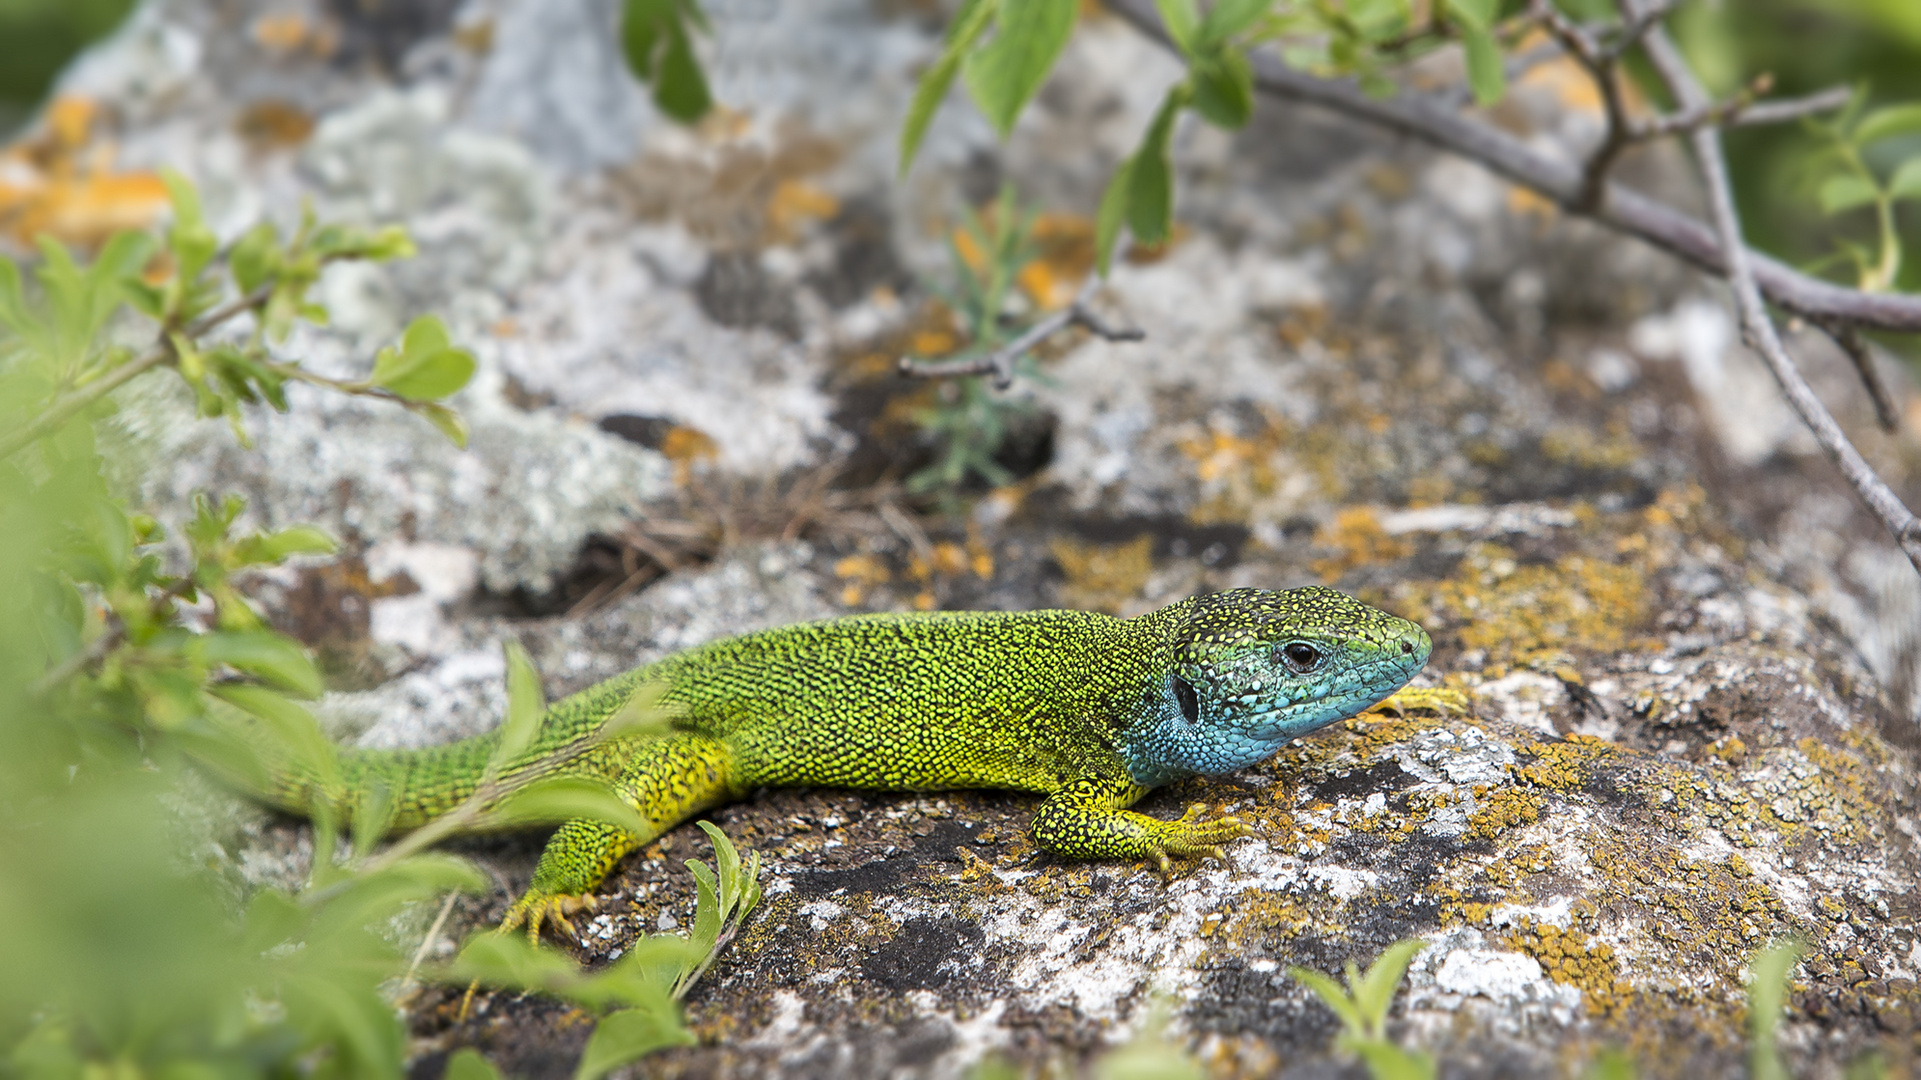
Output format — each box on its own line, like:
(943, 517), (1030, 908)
(1122, 586), (1431, 784)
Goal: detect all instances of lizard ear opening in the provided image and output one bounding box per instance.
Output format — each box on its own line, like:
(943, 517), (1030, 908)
(1172, 674), (1200, 726)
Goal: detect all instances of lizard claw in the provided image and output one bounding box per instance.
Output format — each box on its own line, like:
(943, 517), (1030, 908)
(501, 890), (600, 943)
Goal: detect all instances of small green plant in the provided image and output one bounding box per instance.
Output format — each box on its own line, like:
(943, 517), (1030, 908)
(1288, 938), (1435, 1080)
(1092, 998), (1204, 1080)
(1747, 936), (1806, 1080)
(1806, 97), (1921, 292)
(905, 187), (1047, 500)
(448, 821), (763, 1080)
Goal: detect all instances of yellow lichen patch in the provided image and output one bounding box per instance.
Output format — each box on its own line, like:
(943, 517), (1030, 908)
(1417, 543), (1651, 668)
(1510, 734), (1617, 792)
(1050, 534), (1154, 614)
(1363, 687), (1472, 718)
(1540, 422), (1643, 470)
(1311, 507), (1414, 582)
(0, 97), (171, 250)
(659, 424), (720, 486)
(1503, 918), (1633, 1018)
(765, 179), (839, 243)
(833, 553), (891, 607)
(1467, 788), (1548, 841)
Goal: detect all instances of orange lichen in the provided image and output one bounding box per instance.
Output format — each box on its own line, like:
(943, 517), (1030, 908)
(1311, 507), (1413, 582)
(0, 96), (171, 250)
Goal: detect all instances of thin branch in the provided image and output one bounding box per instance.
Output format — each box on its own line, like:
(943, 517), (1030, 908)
(1102, 0), (1921, 333)
(899, 260), (1144, 389)
(1633, 10), (1921, 570)
(1813, 318), (1903, 432)
(1530, 0), (1633, 210)
(1726, 84), (1852, 129)
(1627, 74), (1771, 141)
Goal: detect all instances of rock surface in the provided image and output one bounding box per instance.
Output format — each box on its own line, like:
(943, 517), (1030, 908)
(42, 0), (1921, 1076)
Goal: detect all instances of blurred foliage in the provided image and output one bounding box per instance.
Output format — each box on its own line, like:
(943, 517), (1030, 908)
(906, 187), (1049, 500)
(0, 174), (757, 1077)
(0, 0), (133, 130)
(1288, 939), (1436, 1080)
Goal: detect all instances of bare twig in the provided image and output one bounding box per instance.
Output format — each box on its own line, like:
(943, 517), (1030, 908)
(1633, 9), (1921, 570)
(1102, 0), (1921, 333)
(1813, 318), (1903, 433)
(1725, 84), (1852, 130)
(398, 890), (462, 997)
(1530, 0), (1633, 210)
(1627, 74), (1770, 141)
(899, 258), (1144, 389)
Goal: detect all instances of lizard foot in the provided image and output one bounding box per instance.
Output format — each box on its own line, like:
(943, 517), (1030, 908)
(1148, 803), (1249, 875)
(500, 889), (601, 943)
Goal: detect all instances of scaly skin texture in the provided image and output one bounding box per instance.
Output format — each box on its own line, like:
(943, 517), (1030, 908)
(277, 587), (1431, 939)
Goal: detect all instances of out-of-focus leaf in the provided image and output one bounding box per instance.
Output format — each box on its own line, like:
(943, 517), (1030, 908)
(621, 0), (714, 123)
(371, 316), (475, 400)
(574, 1007), (696, 1080)
(1749, 938), (1806, 1080)
(600, 681), (680, 742)
(493, 639), (547, 771)
(446, 1049), (504, 1080)
(1126, 90), (1184, 246)
(1819, 174), (1880, 214)
(1463, 29), (1505, 106)
(1154, 0), (1200, 54)
(162, 170), (218, 287)
(1852, 103), (1921, 147)
(230, 223), (280, 296)
(195, 630), (322, 698)
(416, 402), (470, 449)
(234, 525), (338, 566)
(1288, 965), (1367, 1033)
(962, 0), (1078, 137)
(900, 0), (998, 174)
(1352, 939), (1427, 1029)
(1190, 50), (1253, 129)
(1444, 0), (1496, 32)
(1888, 157), (1921, 201)
(1353, 1043), (1437, 1080)
(487, 776), (647, 835)
(1198, 0), (1269, 47)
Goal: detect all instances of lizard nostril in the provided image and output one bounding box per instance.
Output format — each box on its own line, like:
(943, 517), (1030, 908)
(1400, 640), (1413, 655)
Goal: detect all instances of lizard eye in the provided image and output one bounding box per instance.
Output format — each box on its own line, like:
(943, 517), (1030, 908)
(1277, 641), (1322, 675)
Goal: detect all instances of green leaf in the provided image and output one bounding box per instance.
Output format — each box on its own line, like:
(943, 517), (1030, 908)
(574, 1006), (696, 1080)
(371, 316), (476, 400)
(1445, 0), (1497, 33)
(655, 17), (714, 122)
(446, 1049), (503, 1080)
(487, 776), (648, 836)
(1190, 50), (1254, 129)
(234, 524), (339, 565)
(230, 223), (280, 295)
(416, 402), (470, 449)
(962, 0), (1079, 137)
(1819, 173), (1880, 215)
(1198, 0), (1270, 47)
(1288, 966), (1367, 1034)
(685, 858), (722, 954)
(494, 638), (547, 770)
(1352, 939), (1427, 1030)
(351, 780), (397, 859)
(1852, 103), (1921, 147)
(1748, 938), (1806, 1080)
(162, 170), (218, 286)
(899, 0), (999, 174)
(696, 821), (741, 917)
(601, 681), (680, 741)
(1463, 29), (1505, 106)
(1889, 157), (1921, 201)
(1126, 90), (1184, 246)
(1353, 1043), (1437, 1080)
(621, 0), (714, 123)
(1154, 0), (1200, 55)
(206, 682), (343, 799)
(196, 630), (323, 697)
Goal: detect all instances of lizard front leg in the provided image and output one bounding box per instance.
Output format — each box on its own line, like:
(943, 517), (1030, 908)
(503, 733), (739, 941)
(1028, 775), (1248, 873)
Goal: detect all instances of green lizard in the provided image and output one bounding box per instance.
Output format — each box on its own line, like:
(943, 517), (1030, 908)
(256, 586), (1430, 939)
